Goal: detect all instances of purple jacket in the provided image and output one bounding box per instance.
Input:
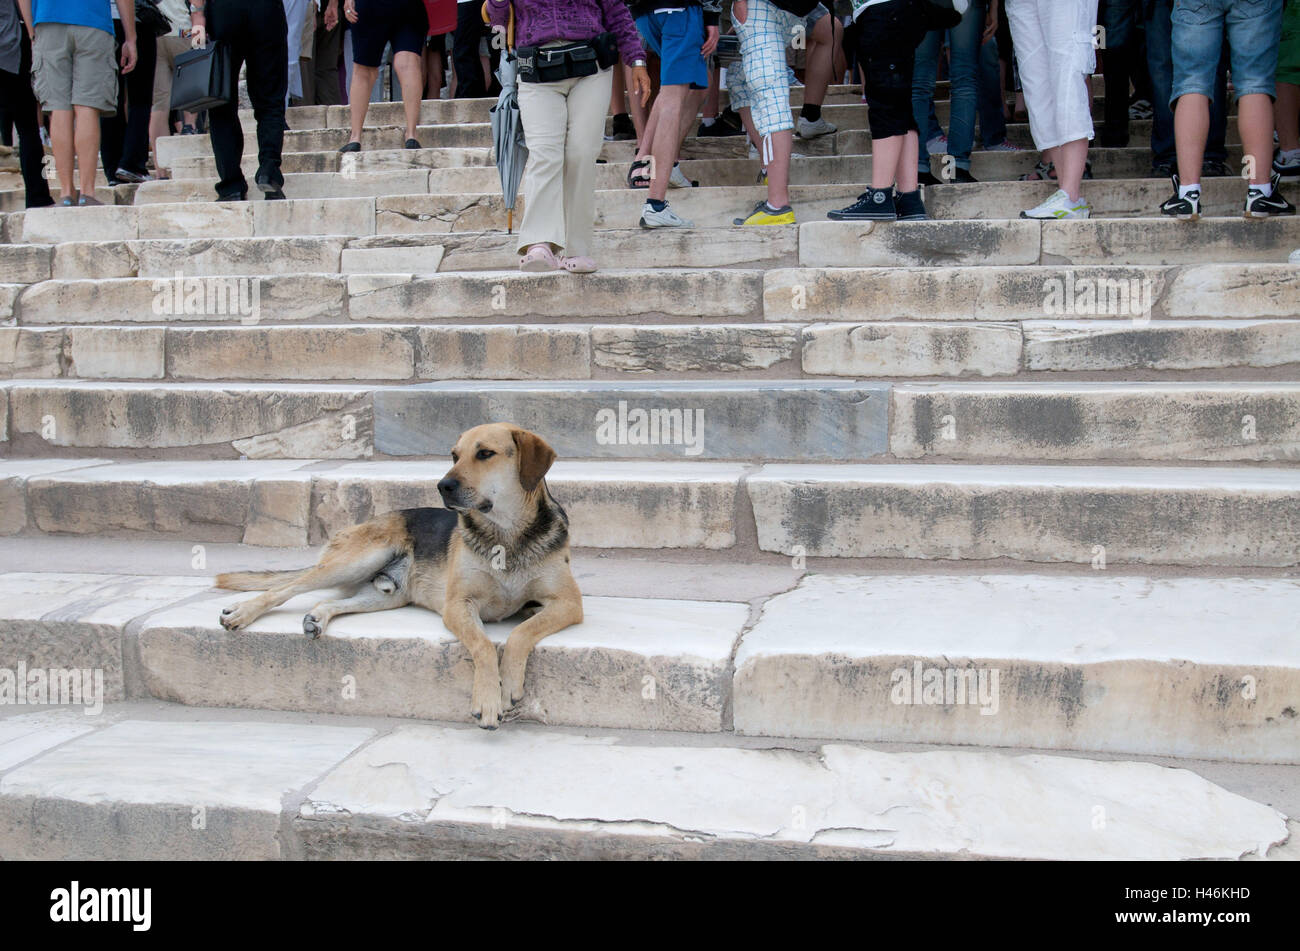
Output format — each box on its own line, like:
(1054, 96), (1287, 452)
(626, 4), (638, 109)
(487, 0), (646, 66)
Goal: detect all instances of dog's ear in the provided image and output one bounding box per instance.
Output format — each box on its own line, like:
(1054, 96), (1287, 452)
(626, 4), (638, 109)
(512, 428), (556, 493)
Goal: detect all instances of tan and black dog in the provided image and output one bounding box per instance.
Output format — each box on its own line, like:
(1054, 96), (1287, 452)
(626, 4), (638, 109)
(214, 423), (583, 729)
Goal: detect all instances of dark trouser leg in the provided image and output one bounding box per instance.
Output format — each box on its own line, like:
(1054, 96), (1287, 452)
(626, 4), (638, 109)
(314, 13), (343, 105)
(4, 30), (54, 206)
(245, 3), (289, 185)
(453, 2), (485, 98)
(99, 19), (127, 182)
(118, 29), (157, 175)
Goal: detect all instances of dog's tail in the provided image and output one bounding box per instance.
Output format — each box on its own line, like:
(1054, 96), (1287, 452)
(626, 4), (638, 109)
(214, 569), (304, 591)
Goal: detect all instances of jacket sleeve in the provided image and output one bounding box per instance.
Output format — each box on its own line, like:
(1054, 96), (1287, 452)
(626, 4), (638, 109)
(702, 0), (721, 28)
(600, 0), (647, 63)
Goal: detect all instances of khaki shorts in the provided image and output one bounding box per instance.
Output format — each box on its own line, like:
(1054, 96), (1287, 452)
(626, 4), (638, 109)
(153, 33), (192, 111)
(32, 22), (118, 114)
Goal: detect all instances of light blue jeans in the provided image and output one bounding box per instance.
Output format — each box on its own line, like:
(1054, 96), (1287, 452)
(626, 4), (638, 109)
(913, 0), (986, 172)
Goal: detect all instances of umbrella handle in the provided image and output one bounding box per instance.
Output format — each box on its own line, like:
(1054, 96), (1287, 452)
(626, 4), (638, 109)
(481, 2), (515, 51)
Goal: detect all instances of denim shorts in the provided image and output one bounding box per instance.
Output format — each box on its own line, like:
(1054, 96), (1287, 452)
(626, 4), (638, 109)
(1170, 0), (1284, 104)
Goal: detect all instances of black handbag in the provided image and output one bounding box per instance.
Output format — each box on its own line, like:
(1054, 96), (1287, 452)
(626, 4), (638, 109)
(171, 42), (234, 112)
(135, 0), (173, 38)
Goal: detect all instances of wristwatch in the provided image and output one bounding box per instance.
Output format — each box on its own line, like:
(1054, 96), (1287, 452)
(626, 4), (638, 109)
(632, 58), (646, 67)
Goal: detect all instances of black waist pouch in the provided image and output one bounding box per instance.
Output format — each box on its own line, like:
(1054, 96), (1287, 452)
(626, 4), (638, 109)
(518, 33), (619, 83)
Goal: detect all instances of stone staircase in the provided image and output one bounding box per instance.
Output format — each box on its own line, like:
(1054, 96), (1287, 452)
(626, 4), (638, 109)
(0, 78), (1297, 860)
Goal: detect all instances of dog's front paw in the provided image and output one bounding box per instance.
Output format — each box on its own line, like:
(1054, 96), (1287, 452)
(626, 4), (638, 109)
(501, 670), (525, 713)
(303, 613), (324, 638)
(471, 678), (503, 730)
(219, 603), (256, 631)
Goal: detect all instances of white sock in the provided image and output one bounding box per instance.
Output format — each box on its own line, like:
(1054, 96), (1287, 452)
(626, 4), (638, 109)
(1249, 181), (1274, 196)
(1179, 183), (1200, 198)
(701, 117), (716, 127)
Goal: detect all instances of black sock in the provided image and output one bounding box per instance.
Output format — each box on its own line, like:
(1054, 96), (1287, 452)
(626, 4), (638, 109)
(648, 198), (668, 212)
(801, 103), (822, 122)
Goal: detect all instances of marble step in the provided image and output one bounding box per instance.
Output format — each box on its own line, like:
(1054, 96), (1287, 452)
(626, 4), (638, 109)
(0, 703), (1284, 859)
(4, 458), (1297, 568)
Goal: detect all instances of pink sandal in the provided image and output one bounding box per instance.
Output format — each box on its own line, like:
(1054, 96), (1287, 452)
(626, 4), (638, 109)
(519, 243), (560, 272)
(559, 255), (597, 274)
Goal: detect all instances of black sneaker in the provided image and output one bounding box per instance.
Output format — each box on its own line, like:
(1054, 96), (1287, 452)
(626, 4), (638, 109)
(699, 108), (744, 137)
(610, 112), (635, 141)
(952, 167), (978, 184)
(1159, 174), (1200, 220)
(1202, 160), (1232, 178)
(828, 186), (897, 221)
(894, 188), (928, 220)
(918, 170), (943, 186)
(1245, 173), (1297, 218)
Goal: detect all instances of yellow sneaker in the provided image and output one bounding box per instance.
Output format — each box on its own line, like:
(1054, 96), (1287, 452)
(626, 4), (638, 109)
(734, 201), (795, 226)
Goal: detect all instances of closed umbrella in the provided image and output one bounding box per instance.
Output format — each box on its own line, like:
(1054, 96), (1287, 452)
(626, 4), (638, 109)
(490, 54), (527, 234)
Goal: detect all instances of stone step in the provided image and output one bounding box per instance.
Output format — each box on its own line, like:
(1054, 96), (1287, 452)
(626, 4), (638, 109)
(162, 146), (1247, 192)
(799, 216), (1300, 267)
(765, 264), (1300, 322)
(5, 458), (1297, 568)
(155, 123), (495, 167)
(20, 195), (1300, 255)
(10, 319), (1300, 383)
(20, 186), (866, 242)
(231, 86), (867, 130)
(0, 703), (1283, 859)
(735, 573), (1300, 763)
(0, 379), (887, 461)
(748, 462), (1299, 567)
(3, 458), (746, 550)
(6, 378), (1297, 462)
(929, 177), (1300, 219)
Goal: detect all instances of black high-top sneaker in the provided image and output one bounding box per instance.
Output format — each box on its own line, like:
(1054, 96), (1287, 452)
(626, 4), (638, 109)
(894, 188), (929, 220)
(828, 186), (897, 221)
(1159, 174), (1200, 220)
(1245, 173), (1297, 218)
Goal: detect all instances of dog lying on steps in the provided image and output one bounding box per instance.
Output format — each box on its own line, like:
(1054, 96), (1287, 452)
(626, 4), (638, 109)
(214, 423), (583, 729)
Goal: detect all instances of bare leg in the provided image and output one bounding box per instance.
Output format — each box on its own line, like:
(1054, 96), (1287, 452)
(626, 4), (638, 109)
(1238, 92), (1275, 186)
(1174, 92), (1208, 186)
(73, 105), (99, 199)
(49, 109), (75, 198)
(348, 64), (379, 144)
(1053, 137), (1089, 201)
(393, 50), (423, 140)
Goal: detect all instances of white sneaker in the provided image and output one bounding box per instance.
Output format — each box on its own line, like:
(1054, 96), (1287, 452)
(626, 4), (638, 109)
(797, 116), (837, 139)
(1019, 188), (1091, 220)
(1289, 248), (1300, 264)
(668, 163), (697, 188)
(640, 201), (695, 228)
(926, 134), (948, 154)
(984, 140), (1025, 152)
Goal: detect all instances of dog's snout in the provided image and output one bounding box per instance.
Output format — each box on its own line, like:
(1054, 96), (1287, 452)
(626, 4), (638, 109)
(438, 477), (459, 495)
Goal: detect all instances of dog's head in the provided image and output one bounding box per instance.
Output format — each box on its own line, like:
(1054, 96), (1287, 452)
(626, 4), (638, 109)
(438, 423), (557, 522)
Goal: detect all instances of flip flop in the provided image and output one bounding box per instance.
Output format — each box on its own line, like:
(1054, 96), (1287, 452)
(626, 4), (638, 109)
(627, 158), (652, 189)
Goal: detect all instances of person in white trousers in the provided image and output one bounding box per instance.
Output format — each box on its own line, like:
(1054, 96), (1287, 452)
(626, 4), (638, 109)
(1005, 0), (1097, 219)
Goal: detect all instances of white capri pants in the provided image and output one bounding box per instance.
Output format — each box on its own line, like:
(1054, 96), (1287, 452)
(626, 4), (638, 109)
(1005, 0), (1098, 151)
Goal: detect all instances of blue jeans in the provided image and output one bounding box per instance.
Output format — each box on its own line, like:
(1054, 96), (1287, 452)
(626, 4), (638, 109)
(1147, 0), (1228, 167)
(913, 0), (985, 171)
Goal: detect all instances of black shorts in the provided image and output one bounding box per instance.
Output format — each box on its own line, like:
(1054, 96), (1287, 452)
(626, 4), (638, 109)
(856, 0), (924, 140)
(350, 0), (430, 67)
